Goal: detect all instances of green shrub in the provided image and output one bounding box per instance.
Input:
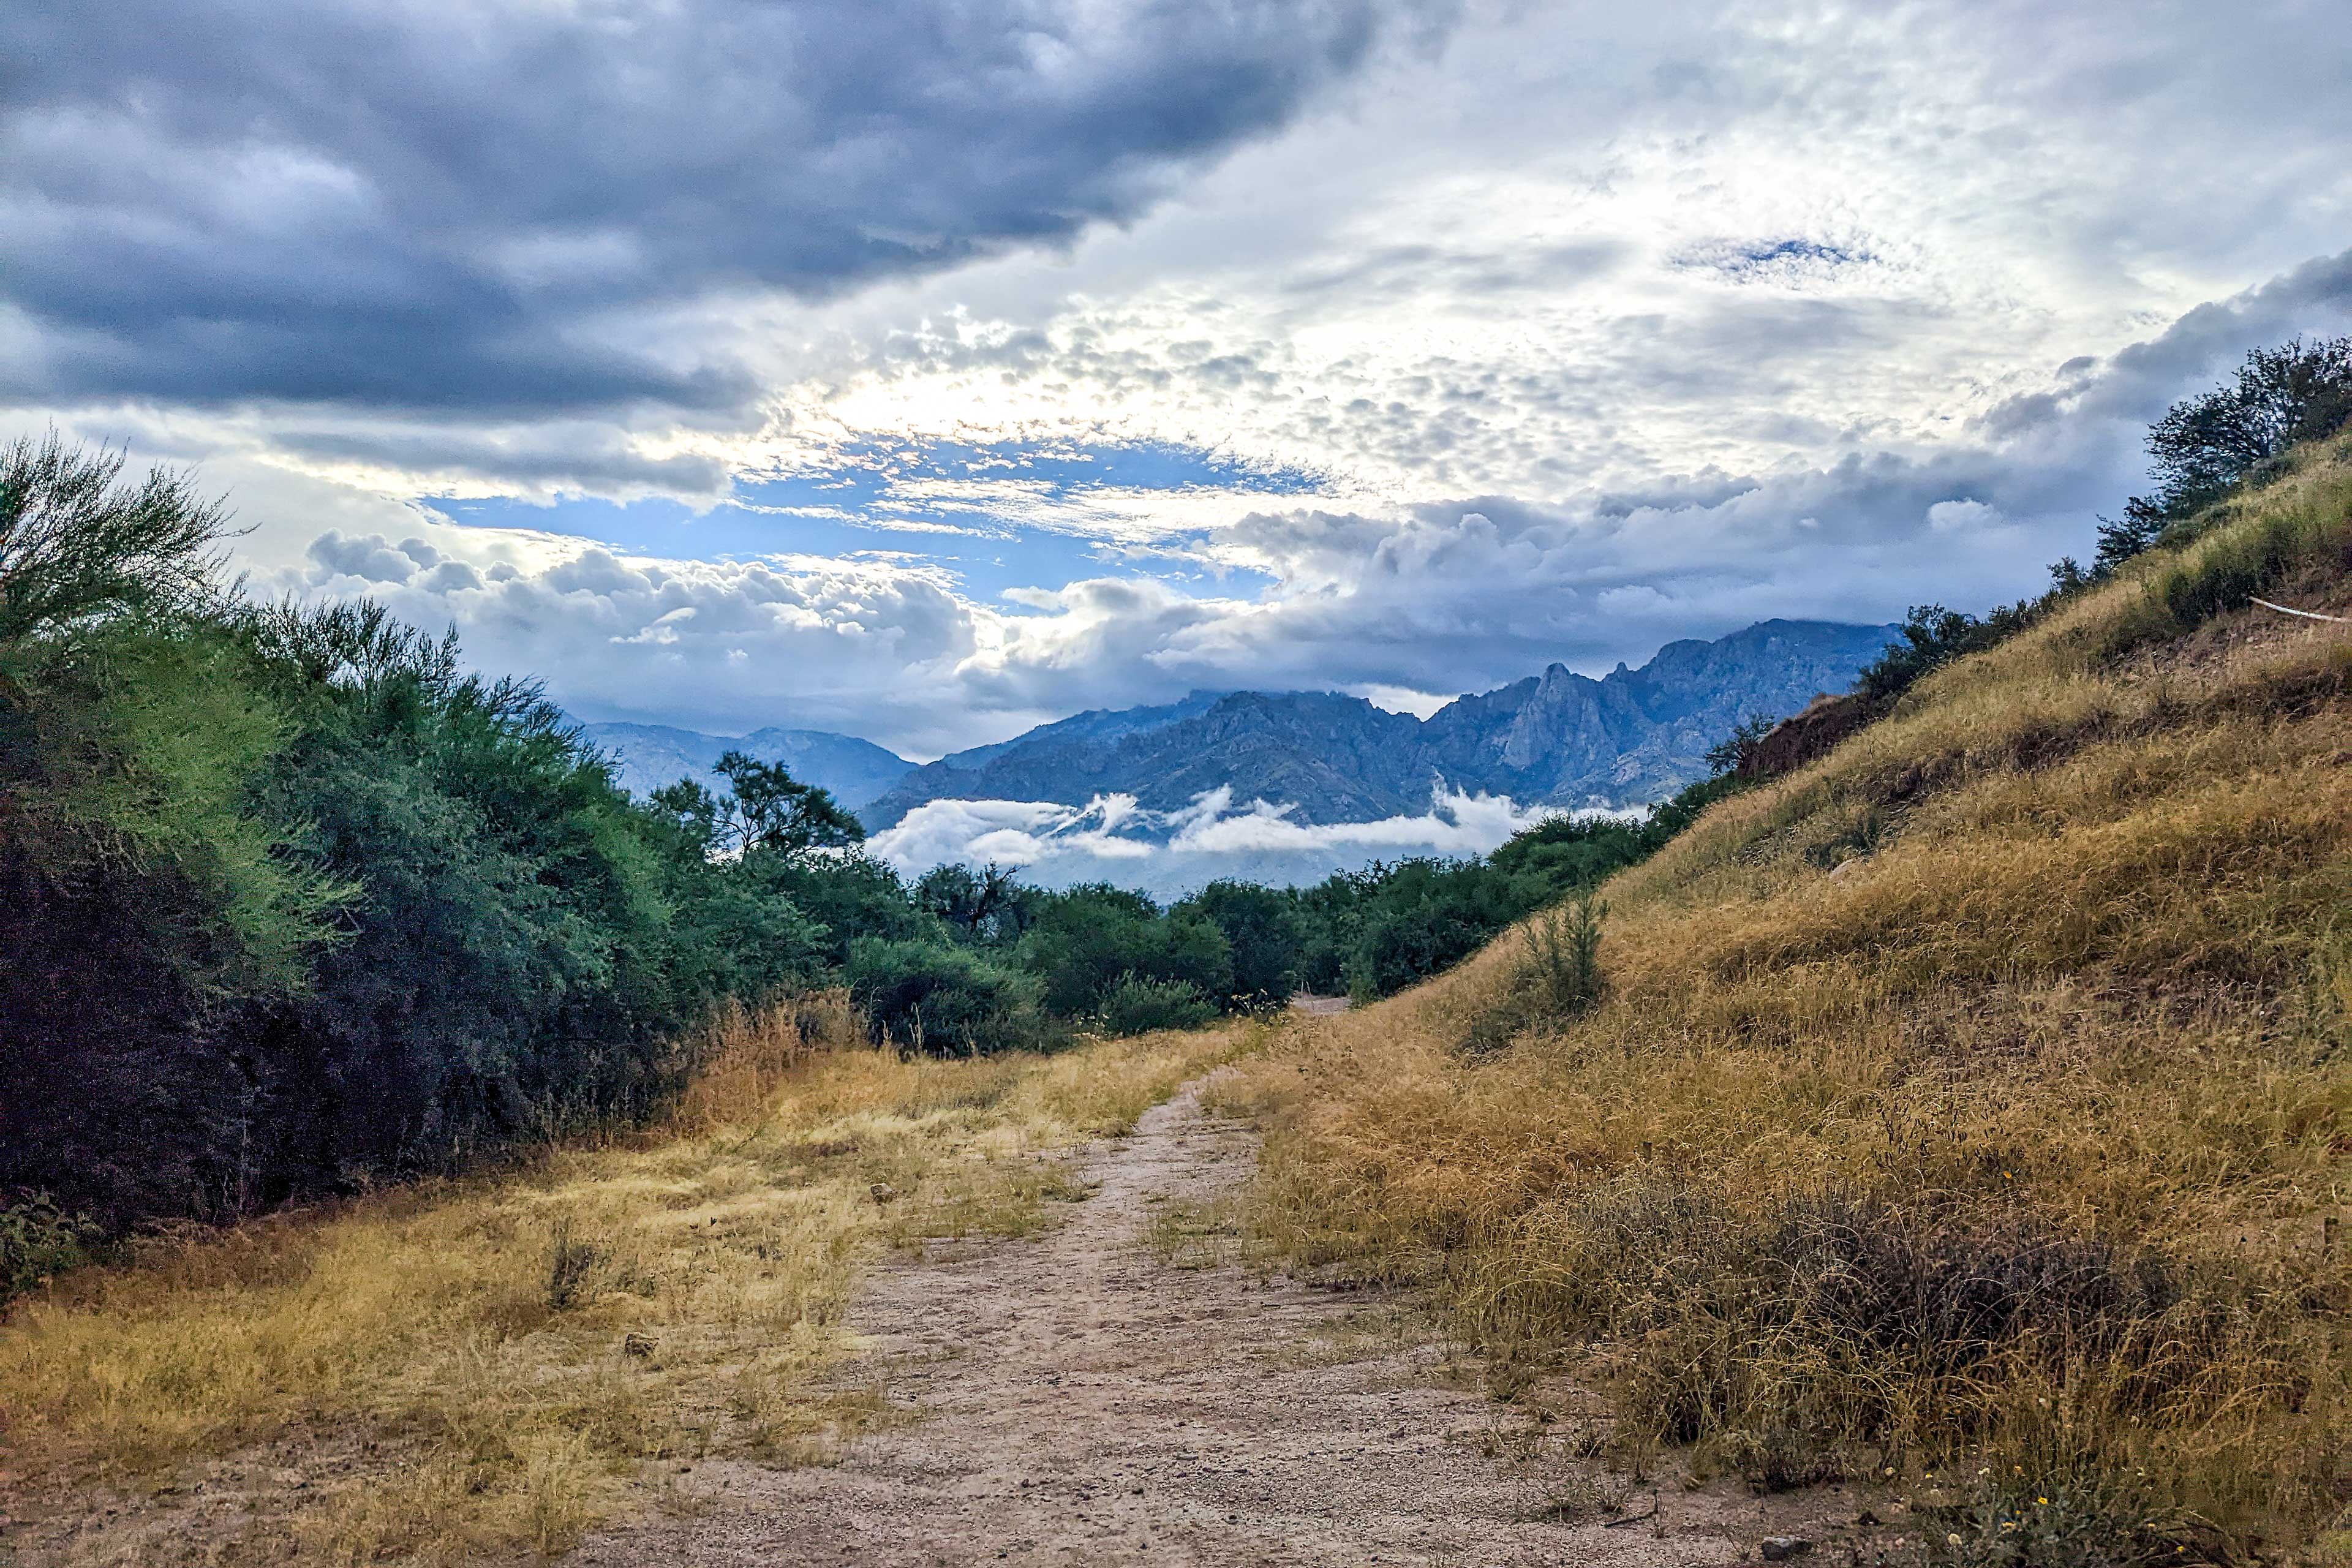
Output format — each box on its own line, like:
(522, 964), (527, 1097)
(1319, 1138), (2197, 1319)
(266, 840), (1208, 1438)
(1174, 880), (1302, 1006)
(2095, 333), (2352, 572)
(1016, 883), (1232, 1016)
(2, 440), (834, 1230)
(1344, 858), (1527, 999)
(1912, 1470), (2231, 1567)
(1523, 888), (1607, 1015)
(1094, 973), (1217, 1036)
(0, 1193), (97, 1306)
(848, 935), (1051, 1055)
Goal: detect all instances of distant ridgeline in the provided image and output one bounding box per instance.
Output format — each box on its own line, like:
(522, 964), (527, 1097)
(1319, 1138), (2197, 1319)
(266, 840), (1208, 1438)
(583, 619), (1899, 827)
(579, 722), (914, 811)
(858, 619), (1899, 830)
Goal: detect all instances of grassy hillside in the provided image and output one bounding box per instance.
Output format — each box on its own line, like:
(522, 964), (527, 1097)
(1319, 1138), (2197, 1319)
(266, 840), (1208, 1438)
(1234, 432), (2352, 1561)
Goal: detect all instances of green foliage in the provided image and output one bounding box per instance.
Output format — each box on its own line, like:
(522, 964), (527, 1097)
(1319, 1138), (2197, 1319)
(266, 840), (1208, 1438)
(1702, 711), (1781, 775)
(1290, 869), (1373, 993)
(1342, 858), (1525, 1000)
(0, 443), (850, 1230)
(0, 1193), (98, 1307)
(1173, 880), (1303, 1005)
(1093, 973), (1218, 1036)
(0, 431), (225, 657)
(846, 935), (1050, 1055)
(709, 749), (865, 859)
(1489, 812), (1652, 886)
(2097, 334), (2352, 573)
(1912, 1471), (2227, 1567)
(1457, 885), (1611, 1057)
(1858, 603), (2035, 704)
(1262, 815), (1665, 1007)
(914, 861), (1036, 944)
(1523, 888), (1607, 1015)
(1016, 883), (1233, 1017)
(760, 851), (927, 968)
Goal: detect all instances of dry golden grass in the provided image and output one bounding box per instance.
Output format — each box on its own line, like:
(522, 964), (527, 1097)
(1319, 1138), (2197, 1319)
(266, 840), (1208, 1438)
(0, 1001), (1249, 1564)
(1234, 436), (2352, 1560)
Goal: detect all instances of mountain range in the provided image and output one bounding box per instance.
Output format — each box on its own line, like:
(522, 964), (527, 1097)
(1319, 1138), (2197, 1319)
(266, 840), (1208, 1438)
(859, 619), (1895, 826)
(582, 619), (1898, 829)
(577, 722), (916, 810)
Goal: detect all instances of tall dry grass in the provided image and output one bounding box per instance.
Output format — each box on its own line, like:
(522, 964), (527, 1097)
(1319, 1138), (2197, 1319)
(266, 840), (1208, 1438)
(1234, 436), (2352, 1561)
(0, 1000), (1249, 1563)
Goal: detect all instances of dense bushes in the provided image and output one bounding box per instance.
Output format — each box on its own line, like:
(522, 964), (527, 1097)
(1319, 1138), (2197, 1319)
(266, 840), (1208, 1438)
(1016, 883), (1233, 1015)
(1093, 973), (1219, 1035)
(845, 935), (1050, 1055)
(0, 1194), (95, 1301)
(20, 435), (1707, 1250)
(1265, 798), (1727, 1002)
(905, 807), (1683, 1019)
(1, 440), (862, 1240)
(1176, 880), (1303, 1006)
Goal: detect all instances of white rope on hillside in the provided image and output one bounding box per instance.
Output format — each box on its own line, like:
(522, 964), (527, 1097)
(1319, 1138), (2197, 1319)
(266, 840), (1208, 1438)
(2250, 597), (2350, 623)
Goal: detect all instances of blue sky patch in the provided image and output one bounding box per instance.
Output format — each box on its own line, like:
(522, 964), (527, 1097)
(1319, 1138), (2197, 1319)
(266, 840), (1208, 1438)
(423, 436), (1311, 603)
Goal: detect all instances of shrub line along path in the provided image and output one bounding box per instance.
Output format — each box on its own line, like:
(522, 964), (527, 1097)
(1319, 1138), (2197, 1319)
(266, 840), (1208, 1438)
(573, 1069), (1845, 1568)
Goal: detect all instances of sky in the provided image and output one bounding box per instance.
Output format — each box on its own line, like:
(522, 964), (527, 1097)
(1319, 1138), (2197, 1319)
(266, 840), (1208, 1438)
(8, 0), (2352, 766)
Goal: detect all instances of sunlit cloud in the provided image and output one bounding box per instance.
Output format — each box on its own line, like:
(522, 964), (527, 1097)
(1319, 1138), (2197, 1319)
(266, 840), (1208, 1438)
(864, 785), (1619, 898)
(8, 1), (2351, 755)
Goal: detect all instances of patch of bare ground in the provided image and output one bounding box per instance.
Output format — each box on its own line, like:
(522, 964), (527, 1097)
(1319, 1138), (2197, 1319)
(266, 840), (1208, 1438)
(571, 1079), (1873, 1568)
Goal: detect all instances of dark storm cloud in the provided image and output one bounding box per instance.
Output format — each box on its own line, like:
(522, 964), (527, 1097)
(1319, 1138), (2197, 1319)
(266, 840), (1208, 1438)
(1972, 245), (2352, 442)
(0, 0), (1449, 412)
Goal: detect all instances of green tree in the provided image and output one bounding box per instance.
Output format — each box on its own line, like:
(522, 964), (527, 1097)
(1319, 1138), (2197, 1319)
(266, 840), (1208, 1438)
(710, 750), (865, 859)
(2098, 334), (2352, 570)
(1175, 880), (1303, 1006)
(0, 432), (225, 658)
(915, 861), (1036, 944)
(1016, 883), (1232, 1016)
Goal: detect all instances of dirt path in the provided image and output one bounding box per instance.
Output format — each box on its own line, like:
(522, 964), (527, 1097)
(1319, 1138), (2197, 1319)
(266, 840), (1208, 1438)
(574, 1079), (1852, 1568)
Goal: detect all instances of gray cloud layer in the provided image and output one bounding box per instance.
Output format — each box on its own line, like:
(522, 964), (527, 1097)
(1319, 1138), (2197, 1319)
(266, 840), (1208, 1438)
(2, 0), (1446, 410)
(13, 0), (2352, 760)
(263, 247), (2352, 756)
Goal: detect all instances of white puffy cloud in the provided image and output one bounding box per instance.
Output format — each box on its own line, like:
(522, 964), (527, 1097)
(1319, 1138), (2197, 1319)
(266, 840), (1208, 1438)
(277, 520), (990, 754)
(865, 785), (1606, 897)
(10, 0), (2352, 763)
(194, 242), (2351, 758)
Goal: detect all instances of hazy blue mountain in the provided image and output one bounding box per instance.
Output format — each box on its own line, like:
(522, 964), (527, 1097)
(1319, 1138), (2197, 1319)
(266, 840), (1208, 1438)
(861, 619), (1899, 829)
(1414, 618), (1903, 805)
(581, 722), (914, 810)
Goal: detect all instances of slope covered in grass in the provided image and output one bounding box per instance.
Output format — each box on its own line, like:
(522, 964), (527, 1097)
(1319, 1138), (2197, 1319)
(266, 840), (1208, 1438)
(1237, 433), (2352, 1562)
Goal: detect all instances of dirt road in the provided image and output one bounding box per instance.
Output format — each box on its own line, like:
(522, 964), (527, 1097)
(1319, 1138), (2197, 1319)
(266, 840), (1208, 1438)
(573, 1077), (1849, 1567)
